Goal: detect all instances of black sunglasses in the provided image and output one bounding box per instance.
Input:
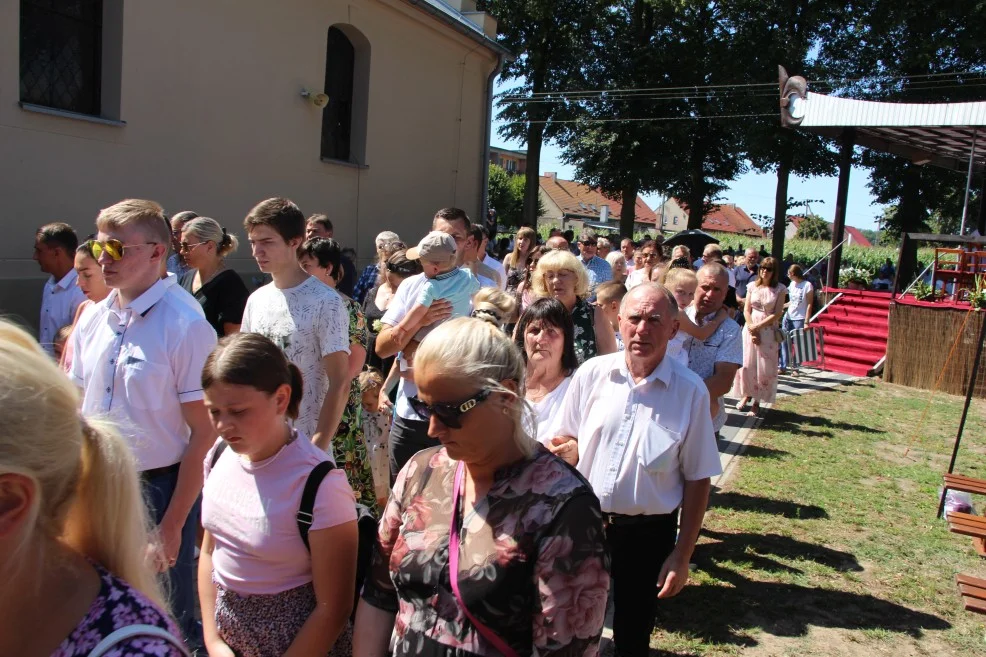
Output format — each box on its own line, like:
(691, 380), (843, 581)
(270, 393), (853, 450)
(408, 389), (492, 428)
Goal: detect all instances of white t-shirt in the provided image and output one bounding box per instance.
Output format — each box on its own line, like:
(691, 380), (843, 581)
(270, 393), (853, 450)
(483, 254), (508, 291)
(530, 376), (573, 445)
(626, 267), (649, 290)
(666, 331), (691, 368)
(241, 277), (350, 440)
(786, 280), (814, 321)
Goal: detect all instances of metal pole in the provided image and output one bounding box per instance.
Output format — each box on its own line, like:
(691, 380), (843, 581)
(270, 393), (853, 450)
(960, 129), (978, 236)
(938, 310), (986, 517)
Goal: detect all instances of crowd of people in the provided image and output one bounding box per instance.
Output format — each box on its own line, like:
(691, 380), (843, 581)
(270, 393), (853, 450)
(10, 202), (820, 657)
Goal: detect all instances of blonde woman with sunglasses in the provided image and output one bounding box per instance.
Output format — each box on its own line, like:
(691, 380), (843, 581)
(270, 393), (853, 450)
(178, 217), (249, 337)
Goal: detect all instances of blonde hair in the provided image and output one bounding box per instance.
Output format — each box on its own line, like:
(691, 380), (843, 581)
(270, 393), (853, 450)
(662, 266), (697, 288)
(505, 227), (537, 270)
(358, 367), (384, 393)
(0, 321), (166, 608)
(594, 281), (626, 305)
(96, 199), (170, 246)
(183, 217), (239, 258)
(415, 317), (537, 456)
(472, 287), (519, 326)
(531, 249), (590, 299)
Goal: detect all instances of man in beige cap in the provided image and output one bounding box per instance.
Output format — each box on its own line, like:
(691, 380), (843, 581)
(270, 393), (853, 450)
(390, 230), (480, 350)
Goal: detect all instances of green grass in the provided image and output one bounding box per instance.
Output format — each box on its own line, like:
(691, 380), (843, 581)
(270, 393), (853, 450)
(649, 381), (986, 656)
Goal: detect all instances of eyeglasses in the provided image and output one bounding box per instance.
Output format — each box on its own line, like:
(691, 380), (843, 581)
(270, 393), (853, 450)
(761, 267), (774, 272)
(180, 241), (206, 252)
(581, 240), (598, 247)
(90, 239), (158, 261)
(639, 252), (658, 260)
(408, 389), (492, 428)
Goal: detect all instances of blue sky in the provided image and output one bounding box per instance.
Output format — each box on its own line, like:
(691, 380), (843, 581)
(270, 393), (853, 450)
(491, 123), (887, 232)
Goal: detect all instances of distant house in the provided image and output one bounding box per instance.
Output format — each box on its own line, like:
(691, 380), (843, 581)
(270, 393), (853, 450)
(490, 146), (527, 174)
(660, 199), (764, 238)
(786, 216), (873, 247)
(538, 172), (658, 234)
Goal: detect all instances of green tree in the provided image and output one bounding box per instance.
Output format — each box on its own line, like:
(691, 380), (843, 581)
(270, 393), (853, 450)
(795, 214), (832, 241)
(487, 164), (541, 228)
(479, 0), (607, 226)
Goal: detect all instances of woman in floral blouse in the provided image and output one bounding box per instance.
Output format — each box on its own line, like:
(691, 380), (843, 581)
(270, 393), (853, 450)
(531, 249), (618, 364)
(300, 238), (376, 508)
(353, 317), (610, 657)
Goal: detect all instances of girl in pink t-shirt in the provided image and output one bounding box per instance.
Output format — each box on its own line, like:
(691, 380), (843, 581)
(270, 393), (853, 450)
(198, 332), (359, 657)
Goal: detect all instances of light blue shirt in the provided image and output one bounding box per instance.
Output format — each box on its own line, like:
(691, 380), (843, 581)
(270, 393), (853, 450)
(581, 255), (613, 291)
(416, 267), (480, 320)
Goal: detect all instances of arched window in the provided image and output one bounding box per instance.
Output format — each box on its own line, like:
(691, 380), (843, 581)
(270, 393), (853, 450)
(321, 27), (354, 162)
(320, 25), (369, 165)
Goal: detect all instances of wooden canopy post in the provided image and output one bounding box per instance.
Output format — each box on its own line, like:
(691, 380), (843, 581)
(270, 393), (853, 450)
(978, 176), (986, 236)
(827, 130), (855, 289)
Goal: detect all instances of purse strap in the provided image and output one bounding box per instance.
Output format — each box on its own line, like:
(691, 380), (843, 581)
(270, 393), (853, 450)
(449, 461), (520, 657)
(86, 624), (189, 657)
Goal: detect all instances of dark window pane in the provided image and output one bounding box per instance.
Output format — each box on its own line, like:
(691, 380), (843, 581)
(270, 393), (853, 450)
(321, 27), (354, 162)
(20, 0), (102, 115)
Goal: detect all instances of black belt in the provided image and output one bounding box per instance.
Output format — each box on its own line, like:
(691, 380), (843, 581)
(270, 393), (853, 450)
(140, 461), (182, 481)
(603, 511), (676, 526)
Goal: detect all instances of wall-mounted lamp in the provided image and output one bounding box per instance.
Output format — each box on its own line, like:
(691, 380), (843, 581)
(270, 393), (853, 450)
(301, 89), (329, 108)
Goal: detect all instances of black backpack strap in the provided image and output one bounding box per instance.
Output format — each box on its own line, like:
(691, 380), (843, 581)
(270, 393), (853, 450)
(209, 441), (228, 471)
(298, 460), (336, 551)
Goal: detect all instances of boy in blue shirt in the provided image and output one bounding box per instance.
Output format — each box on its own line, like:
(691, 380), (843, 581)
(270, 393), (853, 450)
(392, 231), (480, 350)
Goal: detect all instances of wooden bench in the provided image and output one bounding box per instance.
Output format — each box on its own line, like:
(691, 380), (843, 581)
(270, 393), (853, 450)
(944, 473), (986, 496)
(956, 573), (986, 614)
(946, 511), (986, 556)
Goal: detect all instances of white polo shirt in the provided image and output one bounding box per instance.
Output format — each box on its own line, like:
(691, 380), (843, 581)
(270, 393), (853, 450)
(39, 269), (86, 356)
(70, 275), (218, 471)
(556, 352), (722, 516)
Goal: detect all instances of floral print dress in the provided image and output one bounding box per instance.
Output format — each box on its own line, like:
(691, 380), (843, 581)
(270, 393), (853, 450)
(54, 564), (186, 656)
(362, 445), (611, 657)
(570, 297), (598, 365)
(332, 295), (376, 509)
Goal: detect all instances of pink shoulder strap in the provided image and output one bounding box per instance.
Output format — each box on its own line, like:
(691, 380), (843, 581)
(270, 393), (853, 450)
(449, 461), (520, 657)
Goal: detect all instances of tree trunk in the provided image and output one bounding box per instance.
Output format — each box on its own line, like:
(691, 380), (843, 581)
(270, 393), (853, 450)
(686, 140), (706, 230)
(620, 184), (639, 238)
(771, 133), (793, 261)
(897, 163), (923, 287)
(522, 118), (544, 228)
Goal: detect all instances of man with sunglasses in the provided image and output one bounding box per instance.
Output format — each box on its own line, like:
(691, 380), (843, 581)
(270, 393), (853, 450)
(69, 200), (218, 651)
(166, 210), (199, 277)
(551, 282), (720, 657)
(577, 230), (612, 293)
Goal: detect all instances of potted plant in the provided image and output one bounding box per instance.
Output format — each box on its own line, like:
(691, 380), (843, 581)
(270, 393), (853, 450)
(912, 280), (940, 302)
(964, 275), (986, 310)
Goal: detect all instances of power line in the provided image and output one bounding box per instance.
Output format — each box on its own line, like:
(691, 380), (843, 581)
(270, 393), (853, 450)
(504, 112), (777, 125)
(504, 70), (986, 102)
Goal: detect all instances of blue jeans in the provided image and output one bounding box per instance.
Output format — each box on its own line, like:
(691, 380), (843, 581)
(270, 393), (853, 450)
(780, 316), (805, 370)
(142, 466), (203, 651)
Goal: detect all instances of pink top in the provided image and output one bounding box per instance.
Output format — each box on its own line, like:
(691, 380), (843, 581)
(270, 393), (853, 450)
(202, 434), (357, 595)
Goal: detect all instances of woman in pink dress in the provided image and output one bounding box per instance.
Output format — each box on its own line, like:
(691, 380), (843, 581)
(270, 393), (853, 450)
(734, 257), (787, 416)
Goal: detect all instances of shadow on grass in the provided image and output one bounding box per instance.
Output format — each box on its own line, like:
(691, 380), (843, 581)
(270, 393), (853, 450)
(651, 530), (950, 649)
(761, 408), (883, 437)
(709, 492), (828, 519)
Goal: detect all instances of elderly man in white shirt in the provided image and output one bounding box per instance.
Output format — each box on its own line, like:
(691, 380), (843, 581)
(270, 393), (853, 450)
(70, 199), (217, 650)
(551, 282), (721, 657)
(33, 222), (87, 356)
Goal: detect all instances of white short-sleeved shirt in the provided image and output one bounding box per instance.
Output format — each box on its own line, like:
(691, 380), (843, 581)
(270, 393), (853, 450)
(625, 267), (649, 290)
(786, 280), (814, 321)
(241, 277), (350, 441)
(39, 268), (86, 356)
(530, 376), (573, 445)
(70, 275), (218, 471)
(556, 352), (722, 515)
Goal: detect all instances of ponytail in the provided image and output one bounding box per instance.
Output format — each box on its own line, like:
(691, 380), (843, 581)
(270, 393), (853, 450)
(66, 419), (167, 609)
(287, 363), (304, 419)
(0, 320), (164, 608)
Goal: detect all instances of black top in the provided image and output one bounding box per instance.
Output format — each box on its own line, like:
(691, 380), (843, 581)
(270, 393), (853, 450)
(339, 256), (357, 297)
(362, 284), (394, 375)
(179, 269), (250, 337)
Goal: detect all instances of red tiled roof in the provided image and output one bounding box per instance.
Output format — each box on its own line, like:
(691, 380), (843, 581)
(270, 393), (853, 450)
(701, 203), (764, 236)
(673, 200), (764, 236)
(539, 174), (658, 224)
(788, 215), (873, 247)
